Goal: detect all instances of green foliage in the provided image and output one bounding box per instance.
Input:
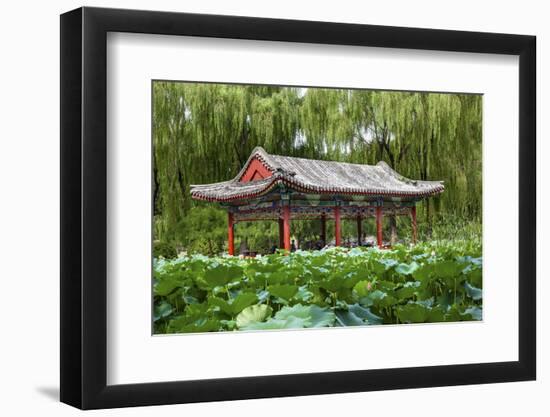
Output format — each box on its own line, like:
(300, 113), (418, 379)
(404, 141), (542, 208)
(236, 304), (273, 328)
(241, 305), (335, 330)
(335, 303), (383, 326)
(153, 83), (482, 247)
(204, 263), (244, 287)
(157, 205), (481, 258)
(171, 207), (286, 255)
(153, 301), (173, 322)
(209, 292), (257, 316)
(153, 241), (177, 259)
(268, 284), (299, 301)
(153, 241), (483, 334)
(177, 207), (227, 256)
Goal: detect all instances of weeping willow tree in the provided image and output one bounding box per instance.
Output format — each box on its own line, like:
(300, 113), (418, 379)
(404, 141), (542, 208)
(153, 81), (482, 245)
(301, 89), (482, 231)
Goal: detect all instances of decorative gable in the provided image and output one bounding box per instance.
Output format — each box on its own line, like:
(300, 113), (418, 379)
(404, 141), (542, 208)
(238, 157), (273, 183)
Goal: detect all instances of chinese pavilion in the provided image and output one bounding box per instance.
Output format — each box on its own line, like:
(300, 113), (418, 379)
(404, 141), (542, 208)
(190, 147), (444, 255)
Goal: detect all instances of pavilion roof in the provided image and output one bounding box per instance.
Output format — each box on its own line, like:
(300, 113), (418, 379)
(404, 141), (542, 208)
(190, 147), (444, 202)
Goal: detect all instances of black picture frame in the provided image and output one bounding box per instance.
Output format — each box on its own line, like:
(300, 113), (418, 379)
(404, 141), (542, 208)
(60, 6), (536, 410)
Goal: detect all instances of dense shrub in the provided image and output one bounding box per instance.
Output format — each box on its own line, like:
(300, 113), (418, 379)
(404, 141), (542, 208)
(153, 241), (177, 259)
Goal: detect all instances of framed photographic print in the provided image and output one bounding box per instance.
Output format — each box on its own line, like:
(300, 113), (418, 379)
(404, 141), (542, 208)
(60, 6), (536, 409)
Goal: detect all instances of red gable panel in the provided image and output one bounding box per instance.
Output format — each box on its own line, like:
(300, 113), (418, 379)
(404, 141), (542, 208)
(239, 157), (272, 183)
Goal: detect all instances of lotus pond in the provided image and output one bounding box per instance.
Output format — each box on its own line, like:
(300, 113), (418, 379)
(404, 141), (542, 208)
(153, 240), (482, 334)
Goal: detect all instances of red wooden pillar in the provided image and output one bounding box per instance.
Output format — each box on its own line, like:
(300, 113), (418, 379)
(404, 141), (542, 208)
(411, 205), (417, 244)
(320, 215), (326, 245)
(357, 216), (362, 245)
(228, 212), (235, 256)
(334, 206), (341, 247)
(376, 206), (383, 248)
(278, 218), (285, 249)
(283, 205), (291, 252)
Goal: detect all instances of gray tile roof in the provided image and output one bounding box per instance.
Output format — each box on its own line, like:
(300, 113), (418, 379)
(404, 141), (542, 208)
(190, 147), (444, 202)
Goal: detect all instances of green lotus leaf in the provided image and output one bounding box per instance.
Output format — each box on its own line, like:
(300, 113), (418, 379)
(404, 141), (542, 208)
(309, 266), (330, 281)
(372, 258), (398, 275)
(294, 285), (314, 303)
(364, 290), (392, 308)
(466, 267), (482, 288)
(427, 306), (446, 322)
(436, 293), (452, 311)
(395, 262), (419, 276)
(416, 297), (434, 308)
(319, 277), (345, 293)
(381, 258), (399, 269)
(183, 302), (209, 319)
(209, 292), (258, 316)
(464, 282), (482, 300)
(445, 306), (463, 322)
(358, 296), (374, 307)
(236, 304), (273, 328)
(266, 267), (302, 284)
(463, 306), (482, 321)
(377, 294), (398, 308)
(272, 304), (335, 328)
(376, 280), (397, 291)
(168, 305), (219, 333)
(395, 281), (421, 299)
(182, 294), (199, 305)
(470, 257), (482, 267)
(412, 264), (435, 282)
(208, 297), (232, 315)
(153, 301), (173, 322)
(220, 319), (237, 330)
(155, 278), (180, 296)
(335, 310), (365, 326)
(204, 263), (244, 287)
(396, 303), (429, 323)
(268, 284), (299, 300)
(256, 289), (270, 303)
(176, 318), (220, 333)
(242, 316), (308, 330)
(188, 259), (207, 273)
(433, 260), (462, 279)
(339, 271), (361, 289)
(353, 280), (372, 298)
(348, 303), (383, 325)
(307, 305), (336, 327)
(231, 292), (258, 314)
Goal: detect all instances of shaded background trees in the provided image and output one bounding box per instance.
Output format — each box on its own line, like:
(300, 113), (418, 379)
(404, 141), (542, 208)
(153, 82), (482, 255)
